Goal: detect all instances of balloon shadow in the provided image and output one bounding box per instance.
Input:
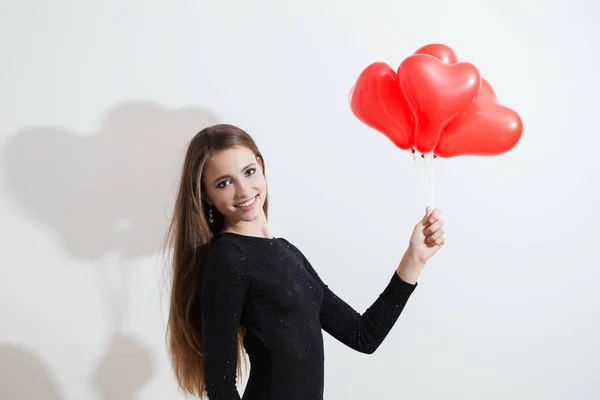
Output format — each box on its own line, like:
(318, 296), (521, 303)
(1, 101), (219, 399)
(2, 101), (218, 261)
(91, 332), (155, 400)
(0, 343), (65, 400)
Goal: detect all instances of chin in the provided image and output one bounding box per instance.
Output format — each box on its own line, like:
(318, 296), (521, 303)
(241, 215), (260, 223)
(244, 208), (263, 221)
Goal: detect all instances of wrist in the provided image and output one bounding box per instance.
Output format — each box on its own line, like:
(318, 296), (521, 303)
(405, 245), (427, 266)
(396, 247), (425, 285)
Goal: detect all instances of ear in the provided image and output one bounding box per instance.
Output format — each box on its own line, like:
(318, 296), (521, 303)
(201, 188), (213, 206)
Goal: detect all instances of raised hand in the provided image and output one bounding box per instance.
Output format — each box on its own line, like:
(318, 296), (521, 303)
(408, 207), (446, 264)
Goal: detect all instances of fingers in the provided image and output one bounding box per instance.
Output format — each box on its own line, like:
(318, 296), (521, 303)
(424, 218), (444, 236)
(419, 207), (438, 226)
(427, 208), (441, 224)
(419, 207), (432, 225)
(419, 208), (441, 227)
(423, 208), (445, 247)
(426, 225), (445, 244)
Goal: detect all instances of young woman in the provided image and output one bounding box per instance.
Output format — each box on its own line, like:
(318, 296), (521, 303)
(164, 124), (445, 400)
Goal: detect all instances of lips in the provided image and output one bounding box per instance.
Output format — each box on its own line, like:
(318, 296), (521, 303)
(235, 195), (258, 208)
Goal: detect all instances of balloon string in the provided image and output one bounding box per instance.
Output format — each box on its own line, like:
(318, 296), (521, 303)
(411, 149), (419, 209)
(424, 152), (435, 209)
(411, 149), (434, 210)
(95, 251), (131, 334)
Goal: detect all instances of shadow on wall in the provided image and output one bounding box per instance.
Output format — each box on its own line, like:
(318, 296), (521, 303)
(0, 343), (65, 400)
(1, 101), (219, 399)
(91, 333), (155, 400)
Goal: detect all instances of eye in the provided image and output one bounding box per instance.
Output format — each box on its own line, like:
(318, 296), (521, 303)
(245, 168), (256, 177)
(217, 179), (231, 189)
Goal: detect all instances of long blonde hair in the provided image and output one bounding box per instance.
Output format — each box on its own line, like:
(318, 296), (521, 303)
(162, 124), (268, 397)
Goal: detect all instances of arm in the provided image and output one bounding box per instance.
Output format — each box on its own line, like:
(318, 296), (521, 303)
(282, 238), (418, 354)
(296, 207), (445, 354)
(288, 207), (446, 354)
(302, 252), (417, 354)
(200, 241), (250, 400)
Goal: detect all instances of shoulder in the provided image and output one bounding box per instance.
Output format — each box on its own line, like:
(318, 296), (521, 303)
(207, 234), (244, 256)
(278, 237), (302, 255)
(278, 237), (323, 282)
(201, 236), (253, 298)
(275, 237), (305, 260)
(204, 235), (250, 277)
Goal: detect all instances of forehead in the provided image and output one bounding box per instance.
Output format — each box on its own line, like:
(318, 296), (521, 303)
(203, 146), (256, 178)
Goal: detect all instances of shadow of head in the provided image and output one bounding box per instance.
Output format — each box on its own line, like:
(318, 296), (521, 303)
(0, 343), (65, 400)
(1, 101), (218, 261)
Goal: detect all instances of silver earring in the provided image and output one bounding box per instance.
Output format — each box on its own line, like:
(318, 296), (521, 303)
(208, 205), (214, 224)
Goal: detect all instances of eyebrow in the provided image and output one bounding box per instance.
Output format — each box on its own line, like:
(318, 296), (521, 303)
(212, 163), (257, 185)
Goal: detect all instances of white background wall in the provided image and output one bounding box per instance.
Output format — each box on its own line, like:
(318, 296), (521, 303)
(1, 0), (599, 399)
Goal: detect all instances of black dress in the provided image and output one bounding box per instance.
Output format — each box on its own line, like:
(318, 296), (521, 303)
(200, 232), (417, 399)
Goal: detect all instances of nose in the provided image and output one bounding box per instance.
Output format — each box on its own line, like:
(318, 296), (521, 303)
(235, 179), (251, 200)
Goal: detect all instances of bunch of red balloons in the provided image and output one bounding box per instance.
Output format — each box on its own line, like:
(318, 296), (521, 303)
(349, 43), (523, 158)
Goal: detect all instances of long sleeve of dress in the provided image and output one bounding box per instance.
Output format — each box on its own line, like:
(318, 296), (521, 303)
(200, 241), (251, 400)
(299, 251), (417, 354)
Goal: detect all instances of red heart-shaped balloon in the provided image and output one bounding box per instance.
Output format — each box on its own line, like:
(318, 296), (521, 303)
(414, 43), (459, 65)
(350, 62), (415, 150)
(435, 79), (523, 157)
(398, 54), (481, 154)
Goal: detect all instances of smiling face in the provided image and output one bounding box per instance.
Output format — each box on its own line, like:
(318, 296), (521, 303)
(201, 145), (267, 230)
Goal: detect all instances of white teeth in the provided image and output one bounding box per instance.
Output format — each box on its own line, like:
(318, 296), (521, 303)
(236, 196), (257, 207)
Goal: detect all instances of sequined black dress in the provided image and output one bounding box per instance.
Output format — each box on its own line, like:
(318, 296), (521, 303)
(200, 232), (417, 399)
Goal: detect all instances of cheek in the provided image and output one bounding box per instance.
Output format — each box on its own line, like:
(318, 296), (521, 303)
(254, 172), (267, 190)
(206, 188), (233, 209)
